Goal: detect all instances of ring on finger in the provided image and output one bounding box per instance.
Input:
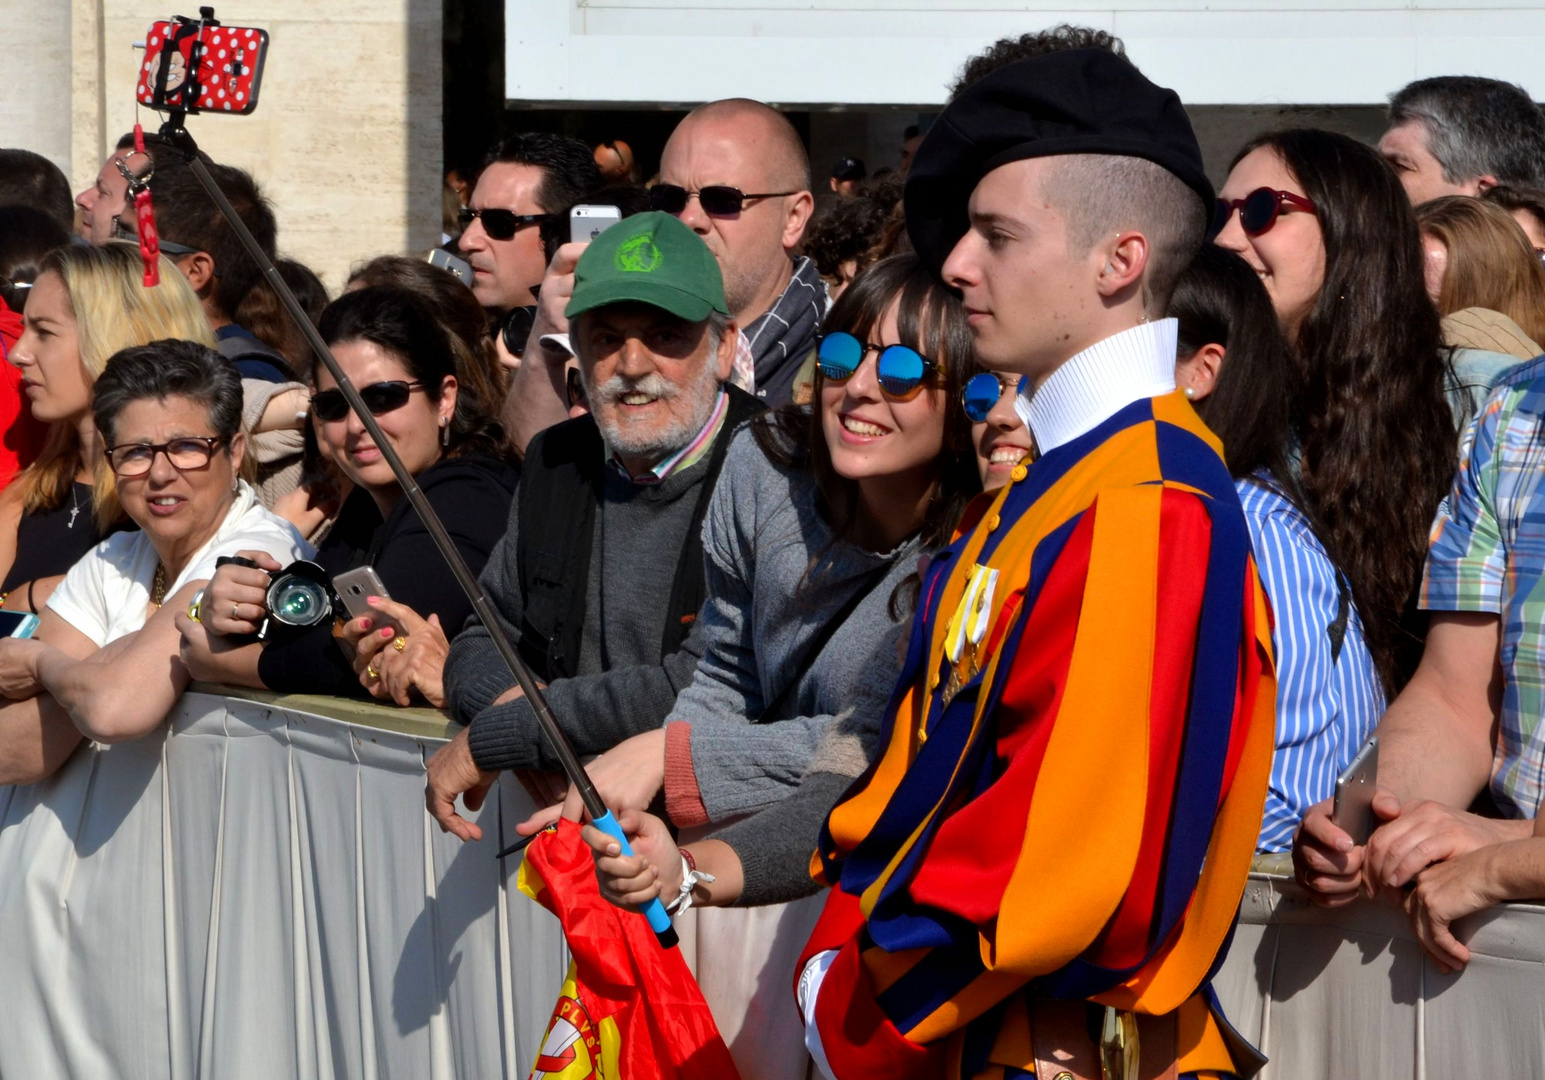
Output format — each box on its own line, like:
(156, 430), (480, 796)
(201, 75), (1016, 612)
(366, 664), (379, 681)
(392, 636), (407, 653)
(232, 602), (241, 620)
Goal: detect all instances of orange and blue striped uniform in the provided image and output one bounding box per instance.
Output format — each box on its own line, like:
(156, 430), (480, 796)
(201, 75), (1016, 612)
(798, 390), (1276, 1080)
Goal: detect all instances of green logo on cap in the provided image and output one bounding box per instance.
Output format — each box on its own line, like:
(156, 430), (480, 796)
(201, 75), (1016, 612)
(615, 235), (663, 273)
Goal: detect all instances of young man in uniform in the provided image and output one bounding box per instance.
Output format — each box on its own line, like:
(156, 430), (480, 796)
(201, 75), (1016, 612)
(796, 49), (1276, 1080)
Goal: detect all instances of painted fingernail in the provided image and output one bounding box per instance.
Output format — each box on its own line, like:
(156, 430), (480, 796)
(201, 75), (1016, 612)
(381, 628), (394, 638)
(366, 595), (380, 606)
(360, 618), (372, 630)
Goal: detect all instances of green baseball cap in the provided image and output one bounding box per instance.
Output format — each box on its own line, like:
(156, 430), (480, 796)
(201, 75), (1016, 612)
(565, 211), (729, 323)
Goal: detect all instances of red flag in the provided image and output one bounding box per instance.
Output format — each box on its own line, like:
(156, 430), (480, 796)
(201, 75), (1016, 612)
(519, 820), (742, 1080)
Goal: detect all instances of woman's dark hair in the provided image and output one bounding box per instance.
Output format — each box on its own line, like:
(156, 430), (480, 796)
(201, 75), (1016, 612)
(0, 206), (71, 313)
(317, 285), (507, 461)
(1170, 246), (1297, 493)
(93, 338), (245, 447)
(347, 254), (507, 411)
(1232, 128), (1455, 690)
(753, 253), (981, 598)
(233, 258), (330, 373)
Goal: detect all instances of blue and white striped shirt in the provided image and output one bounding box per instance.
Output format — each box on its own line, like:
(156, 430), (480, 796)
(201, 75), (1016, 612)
(1239, 478), (1386, 852)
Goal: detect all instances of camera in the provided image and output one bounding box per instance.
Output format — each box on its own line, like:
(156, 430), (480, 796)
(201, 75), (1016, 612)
(214, 556), (338, 642)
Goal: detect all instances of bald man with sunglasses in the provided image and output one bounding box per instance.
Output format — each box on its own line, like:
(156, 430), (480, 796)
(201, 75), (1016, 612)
(503, 100), (827, 456)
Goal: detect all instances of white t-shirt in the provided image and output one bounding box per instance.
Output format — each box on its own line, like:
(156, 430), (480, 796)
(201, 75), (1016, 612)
(48, 482), (312, 648)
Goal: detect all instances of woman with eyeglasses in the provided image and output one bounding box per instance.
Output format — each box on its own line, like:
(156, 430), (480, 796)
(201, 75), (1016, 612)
(177, 286), (517, 699)
(0, 340), (308, 784)
(1215, 128), (1457, 691)
(1, 242), (216, 617)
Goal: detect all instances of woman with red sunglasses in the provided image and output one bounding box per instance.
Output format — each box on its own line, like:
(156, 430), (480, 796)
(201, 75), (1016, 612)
(1216, 128), (1459, 692)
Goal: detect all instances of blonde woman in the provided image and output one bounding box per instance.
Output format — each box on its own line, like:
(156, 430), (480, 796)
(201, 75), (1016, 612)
(1418, 195), (1545, 358)
(0, 242), (214, 613)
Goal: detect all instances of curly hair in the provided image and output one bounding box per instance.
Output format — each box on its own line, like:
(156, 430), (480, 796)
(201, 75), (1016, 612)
(1233, 129), (1455, 690)
(950, 24), (1130, 97)
(801, 197), (888, 281)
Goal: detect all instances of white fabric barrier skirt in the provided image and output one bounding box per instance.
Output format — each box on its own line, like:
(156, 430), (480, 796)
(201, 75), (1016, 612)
(0, 692), (568, 1080)
(1213, 869), (1545, 1079)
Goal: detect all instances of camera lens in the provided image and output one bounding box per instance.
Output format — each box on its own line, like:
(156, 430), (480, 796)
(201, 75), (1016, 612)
(267, 575), (332, 627)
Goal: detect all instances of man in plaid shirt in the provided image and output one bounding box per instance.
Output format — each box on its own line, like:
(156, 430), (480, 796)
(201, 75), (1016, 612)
(1294, 355), (1545, 962)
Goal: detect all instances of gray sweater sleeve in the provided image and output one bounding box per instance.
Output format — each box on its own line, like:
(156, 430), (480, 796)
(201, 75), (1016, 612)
(663, 431), (910, 825)
(447, 483), (710, 773)
(711, 697), (888, 906)
(680, 624), (902, 822)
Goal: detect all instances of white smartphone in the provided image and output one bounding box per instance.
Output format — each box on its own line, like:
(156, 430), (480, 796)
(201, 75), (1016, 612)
(331, 567), (403, 639)
(1332, 736), (1380, 846)
(0, 611), (40, 639)
(569, 204), (622, 244)
(427, 248), (473, 287)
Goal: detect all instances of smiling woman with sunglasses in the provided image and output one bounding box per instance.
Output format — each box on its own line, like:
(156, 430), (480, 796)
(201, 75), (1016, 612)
(178, 286), (518, 699)
(1217, 128), (1458, 690)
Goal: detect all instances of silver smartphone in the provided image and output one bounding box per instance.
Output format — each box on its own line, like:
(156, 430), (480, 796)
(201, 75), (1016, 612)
(427, 248), (473, 287)
(1331, 736), (1380, 846)
(569, 204), (622, 244)
(331, 567), (403, 639)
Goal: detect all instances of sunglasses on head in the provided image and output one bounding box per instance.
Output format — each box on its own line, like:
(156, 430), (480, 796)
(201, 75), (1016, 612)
(960, 371), (1030, 423)
(310, 380), (424, 423)
(458, 206), (551, 241)
(1213, 187), (1317, 238)
(816, 332), (940, 398)
(648, 184), (797, 217)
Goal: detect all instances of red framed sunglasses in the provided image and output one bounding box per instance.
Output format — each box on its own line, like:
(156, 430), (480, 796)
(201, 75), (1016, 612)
(1213, 187), (1317, 238)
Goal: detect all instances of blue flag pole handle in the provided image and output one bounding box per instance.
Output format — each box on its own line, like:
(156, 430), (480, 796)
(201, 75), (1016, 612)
(591, 810), (679, 947)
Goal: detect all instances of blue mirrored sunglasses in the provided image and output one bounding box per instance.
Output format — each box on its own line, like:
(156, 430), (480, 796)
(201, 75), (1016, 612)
(816, 332), (939, 398)
(961, 371), (1030, 423)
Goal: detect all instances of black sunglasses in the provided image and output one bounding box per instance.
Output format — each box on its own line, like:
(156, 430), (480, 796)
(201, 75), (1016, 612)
(458, 206), (552, 241)
(310, 381), (424, 423)
(649, 184), (796, 217)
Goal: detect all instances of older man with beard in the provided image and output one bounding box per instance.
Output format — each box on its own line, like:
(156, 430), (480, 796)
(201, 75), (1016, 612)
(420, 212), (763, 830)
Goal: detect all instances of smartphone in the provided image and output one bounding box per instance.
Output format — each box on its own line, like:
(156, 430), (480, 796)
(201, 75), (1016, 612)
(0, 611), (40, 639)
(428, 248), (473, 287)
(136, 17), (269, 114)
(1331, 736), (1380, 846)
(569, 205), (622, 244)
(332, 567), (403, 639)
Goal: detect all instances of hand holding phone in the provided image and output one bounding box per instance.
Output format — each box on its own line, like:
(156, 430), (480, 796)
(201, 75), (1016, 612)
(0, 611), (41, 640)
(1332, 737), (1380, 846)
(332, 567), (402, 639)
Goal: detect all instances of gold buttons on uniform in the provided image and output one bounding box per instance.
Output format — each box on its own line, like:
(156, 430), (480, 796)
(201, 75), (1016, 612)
(1010, 463), (1028, 482)
(987, 514), (1001, 532)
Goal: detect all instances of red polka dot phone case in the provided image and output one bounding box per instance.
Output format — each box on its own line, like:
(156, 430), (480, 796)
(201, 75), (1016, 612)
(136, 16), (268, 115)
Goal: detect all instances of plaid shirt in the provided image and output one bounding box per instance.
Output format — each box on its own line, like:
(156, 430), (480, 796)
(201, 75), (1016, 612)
(1423, 353), (1545, 818)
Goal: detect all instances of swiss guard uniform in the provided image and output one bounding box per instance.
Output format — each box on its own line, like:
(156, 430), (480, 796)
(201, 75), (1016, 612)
(795, 52), (1275, 1080)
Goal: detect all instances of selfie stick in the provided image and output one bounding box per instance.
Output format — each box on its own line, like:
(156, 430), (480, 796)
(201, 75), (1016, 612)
(157, 107), (679, 949)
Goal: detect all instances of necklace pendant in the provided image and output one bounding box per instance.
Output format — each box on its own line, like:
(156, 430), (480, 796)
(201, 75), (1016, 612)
(67, 505), (80, 530)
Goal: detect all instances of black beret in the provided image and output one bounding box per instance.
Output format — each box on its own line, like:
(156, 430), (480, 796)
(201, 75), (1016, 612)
(904, 49), (1214, 276)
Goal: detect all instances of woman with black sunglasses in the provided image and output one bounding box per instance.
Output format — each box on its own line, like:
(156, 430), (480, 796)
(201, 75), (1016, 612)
(178, 286), (517, 699)
(1216, 128), (1458, 691)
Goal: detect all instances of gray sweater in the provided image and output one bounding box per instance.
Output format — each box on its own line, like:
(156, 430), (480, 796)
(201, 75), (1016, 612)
(449, 453), (713, 772)
(661, 426), (915, 831)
